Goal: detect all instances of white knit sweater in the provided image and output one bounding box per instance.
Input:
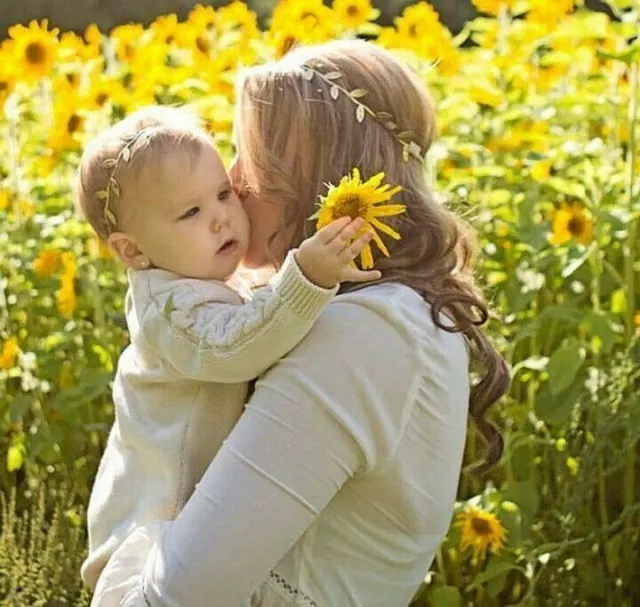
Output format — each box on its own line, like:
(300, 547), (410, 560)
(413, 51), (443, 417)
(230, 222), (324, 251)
(81, 252), (337, 591)
(93, 283), (471, 607)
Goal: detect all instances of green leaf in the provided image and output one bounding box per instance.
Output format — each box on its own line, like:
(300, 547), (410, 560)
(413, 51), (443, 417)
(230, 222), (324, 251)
(547, 340), (585, 395)
(561, 243), (595, 278)
(468, 558), (522, 591)
(53, 371), (112, 410)
(596, 43), (640, 66)
(580, 311), (619, 353)
(430, 586), (462, 607)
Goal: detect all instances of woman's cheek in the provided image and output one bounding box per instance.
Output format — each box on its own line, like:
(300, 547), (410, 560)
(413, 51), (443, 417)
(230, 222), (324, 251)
(242, 194), (281, 267)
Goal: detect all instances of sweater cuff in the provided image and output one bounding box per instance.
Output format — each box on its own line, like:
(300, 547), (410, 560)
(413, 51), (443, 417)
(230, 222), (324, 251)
(269, 250), (338, 321)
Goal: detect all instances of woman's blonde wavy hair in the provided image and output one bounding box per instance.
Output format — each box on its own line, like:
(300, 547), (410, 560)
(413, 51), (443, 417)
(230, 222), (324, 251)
(234, 39), (510, 474)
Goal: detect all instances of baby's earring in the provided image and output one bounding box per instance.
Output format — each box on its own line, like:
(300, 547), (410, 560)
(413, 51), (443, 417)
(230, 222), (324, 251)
(138, 258), (150, 269)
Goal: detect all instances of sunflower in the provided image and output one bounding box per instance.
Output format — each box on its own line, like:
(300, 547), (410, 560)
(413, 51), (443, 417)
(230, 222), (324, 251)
(550, 202), (593, 246)
(8, 19), (59, 82)
(471, 0), (517, 17)
(270, 0), (336, 44)
(527, 0), (574, 28)
(0, 337), (19, 370)
(455, 506), (507, 561)
(332, 0), (380, 30)
(33, 249), (62, 277)
(313, 169), (405, 269)
(0, 59), (17, 103)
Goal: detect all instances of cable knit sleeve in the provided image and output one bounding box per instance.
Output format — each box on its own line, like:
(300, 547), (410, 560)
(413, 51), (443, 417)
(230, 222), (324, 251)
(141, 252), (337, 383)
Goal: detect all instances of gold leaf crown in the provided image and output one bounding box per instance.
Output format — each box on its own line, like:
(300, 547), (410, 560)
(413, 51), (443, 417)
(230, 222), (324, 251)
(299, 64), (425, 163)
(96, 129), (151, 234)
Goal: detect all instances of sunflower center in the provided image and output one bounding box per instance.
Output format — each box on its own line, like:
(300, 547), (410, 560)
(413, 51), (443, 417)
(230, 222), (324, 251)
(67, 114), (82, 134)
(0, 81), (8, 92)
(567, 215), (585, 235)
(65, 73), (80, 86)
(347, 4), (362, 17)
(337, 195), (367, 220)
(470, 516), (492, 536)
(25, 42), (46, 65)
(95, 92), (108, 106)
(196, 36), (211, 54)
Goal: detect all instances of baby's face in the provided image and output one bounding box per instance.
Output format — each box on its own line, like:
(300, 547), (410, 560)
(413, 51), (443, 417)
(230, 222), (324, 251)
(129, 143), (250, 281)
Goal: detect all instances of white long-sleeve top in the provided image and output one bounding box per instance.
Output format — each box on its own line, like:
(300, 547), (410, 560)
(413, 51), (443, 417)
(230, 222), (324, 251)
(81, 252), (337, 591)
(116, 282), (470, 607)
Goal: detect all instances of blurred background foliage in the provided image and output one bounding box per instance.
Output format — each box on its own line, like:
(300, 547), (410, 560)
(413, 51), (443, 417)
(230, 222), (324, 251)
(0, 0), (639, 605)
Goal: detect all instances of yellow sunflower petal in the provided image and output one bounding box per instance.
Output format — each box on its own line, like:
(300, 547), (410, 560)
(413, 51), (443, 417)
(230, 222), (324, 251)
(369, 227), (390, 257)
(370, 216), (402, 240)
(360, 242), (374, 269)
(371, 203), (406, 216)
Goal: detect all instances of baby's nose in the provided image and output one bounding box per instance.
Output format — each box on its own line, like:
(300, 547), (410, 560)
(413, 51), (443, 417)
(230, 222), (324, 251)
(210, 205), (230, 232)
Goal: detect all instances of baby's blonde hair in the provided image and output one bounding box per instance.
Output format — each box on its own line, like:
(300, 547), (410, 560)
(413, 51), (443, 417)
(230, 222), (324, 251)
(235, 40), (510, 473)
(76, 105), (211, 241)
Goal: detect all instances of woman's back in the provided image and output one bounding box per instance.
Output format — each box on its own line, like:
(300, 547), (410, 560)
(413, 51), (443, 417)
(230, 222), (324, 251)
(250, 282), (470, 606)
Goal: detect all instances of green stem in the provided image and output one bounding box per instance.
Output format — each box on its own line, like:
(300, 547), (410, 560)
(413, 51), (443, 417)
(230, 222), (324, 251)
(622, 59), (639, 587)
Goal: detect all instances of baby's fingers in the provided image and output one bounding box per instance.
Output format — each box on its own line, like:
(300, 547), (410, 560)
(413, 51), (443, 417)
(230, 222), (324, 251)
(339, 267), (382, 283)
(340, 229), (373, 261)
(314, 216), (352, 244)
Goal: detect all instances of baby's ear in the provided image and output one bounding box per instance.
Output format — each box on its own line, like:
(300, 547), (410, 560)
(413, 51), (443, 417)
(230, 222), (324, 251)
(107, 232), (149, 270)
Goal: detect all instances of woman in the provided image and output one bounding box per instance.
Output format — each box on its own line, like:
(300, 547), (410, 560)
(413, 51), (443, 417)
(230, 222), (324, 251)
(119, 39), (509, 606)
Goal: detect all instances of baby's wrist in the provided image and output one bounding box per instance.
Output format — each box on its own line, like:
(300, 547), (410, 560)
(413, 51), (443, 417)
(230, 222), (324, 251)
(293, 249), (337, 289)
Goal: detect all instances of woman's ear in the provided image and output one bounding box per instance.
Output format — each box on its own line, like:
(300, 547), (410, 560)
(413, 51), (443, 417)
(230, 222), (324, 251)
(107, 232), (150, 270)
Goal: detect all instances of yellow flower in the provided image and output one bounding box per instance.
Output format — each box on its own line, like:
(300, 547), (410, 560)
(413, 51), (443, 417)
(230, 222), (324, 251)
(110, 23), (144, 63)
(527, 0), (574, 28)
(270, 0), (336, 44)
(633, 311), (640, 327)
(531, 159), (553, 181)
(550, 203), (593, 246)
(395, 2), (440, 42)
(49, 90), (85, 152)
(33, 249), (62, 277)
(455, 506), (507, 561)
(86, 236), (113, 260)
(469, 82), (504, 108)
(0, 189), (11, 211)
(471, 0), (517, 16)
(332, 0), (380, 30)
(0, 59), (17, 103)
(216, 1), (260, 39)
(8, 19), (58, 82)
(187, 4), (218, 32)
(0, 337), (19, 370)
(56, 253), (78, 319)
(314, 169), (405, 269)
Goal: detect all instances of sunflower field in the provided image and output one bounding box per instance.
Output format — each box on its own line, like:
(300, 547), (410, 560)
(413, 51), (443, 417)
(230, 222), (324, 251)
(0, 0), (639, 604)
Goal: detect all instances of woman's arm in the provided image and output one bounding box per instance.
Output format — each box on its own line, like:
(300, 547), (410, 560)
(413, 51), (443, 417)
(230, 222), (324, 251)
(140, 296), (421, 606)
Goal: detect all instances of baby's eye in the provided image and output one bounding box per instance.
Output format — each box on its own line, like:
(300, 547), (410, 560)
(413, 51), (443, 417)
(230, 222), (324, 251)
(179, 206), (199, 220)
(218, 188), (231, 201)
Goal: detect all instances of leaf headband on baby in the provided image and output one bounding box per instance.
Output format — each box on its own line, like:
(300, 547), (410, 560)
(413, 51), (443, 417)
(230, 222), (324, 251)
(96, 129), (152, 235)
(299, 64), (426, 164)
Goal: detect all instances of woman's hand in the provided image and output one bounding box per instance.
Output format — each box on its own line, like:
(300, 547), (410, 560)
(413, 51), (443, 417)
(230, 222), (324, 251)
(295, 217), (381, 288)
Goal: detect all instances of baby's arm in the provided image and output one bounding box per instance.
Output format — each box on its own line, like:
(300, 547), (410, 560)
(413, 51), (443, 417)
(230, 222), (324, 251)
(143, 218), (379, 383)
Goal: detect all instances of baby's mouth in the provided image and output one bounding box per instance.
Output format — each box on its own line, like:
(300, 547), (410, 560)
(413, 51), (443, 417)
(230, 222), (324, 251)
(217, 238), (238, 254)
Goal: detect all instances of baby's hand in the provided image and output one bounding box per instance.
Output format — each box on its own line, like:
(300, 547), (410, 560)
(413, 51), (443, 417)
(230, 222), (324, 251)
(295, 217), (382, 289)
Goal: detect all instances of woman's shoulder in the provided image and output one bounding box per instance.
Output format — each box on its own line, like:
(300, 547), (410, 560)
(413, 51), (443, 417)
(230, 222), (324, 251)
(327, 282), (468, 364)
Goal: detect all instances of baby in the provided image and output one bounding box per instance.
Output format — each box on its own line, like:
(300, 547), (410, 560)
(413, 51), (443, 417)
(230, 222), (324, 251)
(76, 105), (378, 602)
